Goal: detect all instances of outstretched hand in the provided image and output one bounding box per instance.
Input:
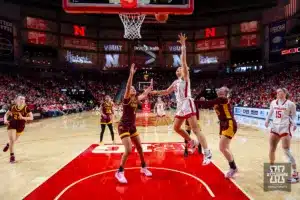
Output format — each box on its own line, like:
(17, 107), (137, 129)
(177, 33), (187, 46)
(130, 63), (137, 75)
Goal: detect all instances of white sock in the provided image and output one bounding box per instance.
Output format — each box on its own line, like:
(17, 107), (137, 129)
(203, 149), (210, 154)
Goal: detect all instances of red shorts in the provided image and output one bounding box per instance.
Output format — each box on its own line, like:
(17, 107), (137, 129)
(118, 123), (139, 139)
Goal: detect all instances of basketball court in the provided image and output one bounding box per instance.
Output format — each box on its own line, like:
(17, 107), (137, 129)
(0, 110), (299, 200)
(0, 0), (299, 200)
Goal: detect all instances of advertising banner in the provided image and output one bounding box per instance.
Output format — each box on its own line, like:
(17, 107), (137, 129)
(0, 18), (14, 62)
(269, 20), (286, 53)
(234, 107), (300, 125)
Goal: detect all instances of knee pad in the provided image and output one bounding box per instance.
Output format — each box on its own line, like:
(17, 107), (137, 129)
(284, 149), (296, 165)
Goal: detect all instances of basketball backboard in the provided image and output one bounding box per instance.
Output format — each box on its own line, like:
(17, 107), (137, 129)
(63, 0), (194, 15)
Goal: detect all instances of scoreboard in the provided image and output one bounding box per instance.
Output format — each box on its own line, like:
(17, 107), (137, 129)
(21, 15), (262, 69)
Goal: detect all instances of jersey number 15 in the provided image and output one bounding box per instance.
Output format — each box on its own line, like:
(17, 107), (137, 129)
(275, 111), (282, 119)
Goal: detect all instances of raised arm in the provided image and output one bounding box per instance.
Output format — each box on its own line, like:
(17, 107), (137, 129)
(178, 33), (189, 81)
(138, 79), (153, 101)
(124, 63), (136, 99)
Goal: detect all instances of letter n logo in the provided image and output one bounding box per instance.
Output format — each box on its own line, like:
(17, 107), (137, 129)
(73, 25), (85, 37)
(205, 27), (216, 38)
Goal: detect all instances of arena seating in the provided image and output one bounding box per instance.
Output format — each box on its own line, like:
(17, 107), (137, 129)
(0, 66), (299, 118)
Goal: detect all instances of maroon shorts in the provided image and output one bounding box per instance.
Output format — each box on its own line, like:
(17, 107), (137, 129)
(118, 123), (139, 139)
(7, 120), (25, 135)
(219, 119), (237, 139)
(101, 115), (112, 124)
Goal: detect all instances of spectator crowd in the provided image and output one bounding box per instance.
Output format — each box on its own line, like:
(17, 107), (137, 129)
(1, 66), (299, 120)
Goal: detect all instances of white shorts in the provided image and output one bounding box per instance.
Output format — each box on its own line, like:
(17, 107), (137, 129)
(157, 110), (166, 117)
(271, 124), (293, 137)
(175, 98), (196, 119)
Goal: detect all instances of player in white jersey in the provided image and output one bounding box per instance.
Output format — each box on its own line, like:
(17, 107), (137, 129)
(265, 88), (299, 183)
(154, 97), (169, 126)
(151, 33), (212, 165)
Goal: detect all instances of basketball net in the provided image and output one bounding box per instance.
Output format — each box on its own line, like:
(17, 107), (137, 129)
(119, 13), (146, 40)
(119, 0), (146, 40)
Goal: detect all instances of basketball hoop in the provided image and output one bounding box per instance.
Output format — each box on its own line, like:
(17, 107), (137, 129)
(119, 13), (146, 40)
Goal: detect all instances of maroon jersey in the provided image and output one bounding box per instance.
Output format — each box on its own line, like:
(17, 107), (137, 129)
(120, 96), (138, 125)
(195, 97), (234, 121)
(101, 101), (114, 115)
(100, 101), (114, 124)
(8, 105), (31, 133)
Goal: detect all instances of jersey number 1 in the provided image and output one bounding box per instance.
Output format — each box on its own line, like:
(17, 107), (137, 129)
(276, 111), (282, 118)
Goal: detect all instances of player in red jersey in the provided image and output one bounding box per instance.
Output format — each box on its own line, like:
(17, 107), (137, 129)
(195, 87), (238, 178)
(115, 63), (153, 184)
(184, 103), (202, 157)
(3, 95), (33, 163)
(151, 34), (212, 165)
(99, 95), (115, 145)
(265, 88), (299, 183)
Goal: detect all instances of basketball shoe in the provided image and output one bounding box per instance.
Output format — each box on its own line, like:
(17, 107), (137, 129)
(10, 154), (15, 163)
(225, 168), (238, 178)
(288, 172), (299, 183)
(3, 143), (9, 152)
(203, 149), (212, 165)
(140, 167), (152, 177)
(115, 171), (128, 184)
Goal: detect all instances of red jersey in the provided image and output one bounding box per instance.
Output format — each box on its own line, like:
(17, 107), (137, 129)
(101, 101), (114, 115)
(195, 97), (234, 121)
(120, 96), (138, 125)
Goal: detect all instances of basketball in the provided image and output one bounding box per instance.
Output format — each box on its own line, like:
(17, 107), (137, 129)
(155, 14), (169, 23)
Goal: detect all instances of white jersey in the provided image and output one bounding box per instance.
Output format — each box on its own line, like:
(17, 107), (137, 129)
(267, 99), (297, 136)
(270, 99), (296, 126)
(156, 102), (166, 116)
(171, 78), (196, 118)
(156, 102), (165, 112)
(172, 79), (192, 103)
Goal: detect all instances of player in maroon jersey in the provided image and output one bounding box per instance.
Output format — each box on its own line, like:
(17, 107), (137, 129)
(195, 87), (238, 178)
(115, 63), (153, 184)
(99, 95), (115, 145)
(3, 95), (34, 163)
